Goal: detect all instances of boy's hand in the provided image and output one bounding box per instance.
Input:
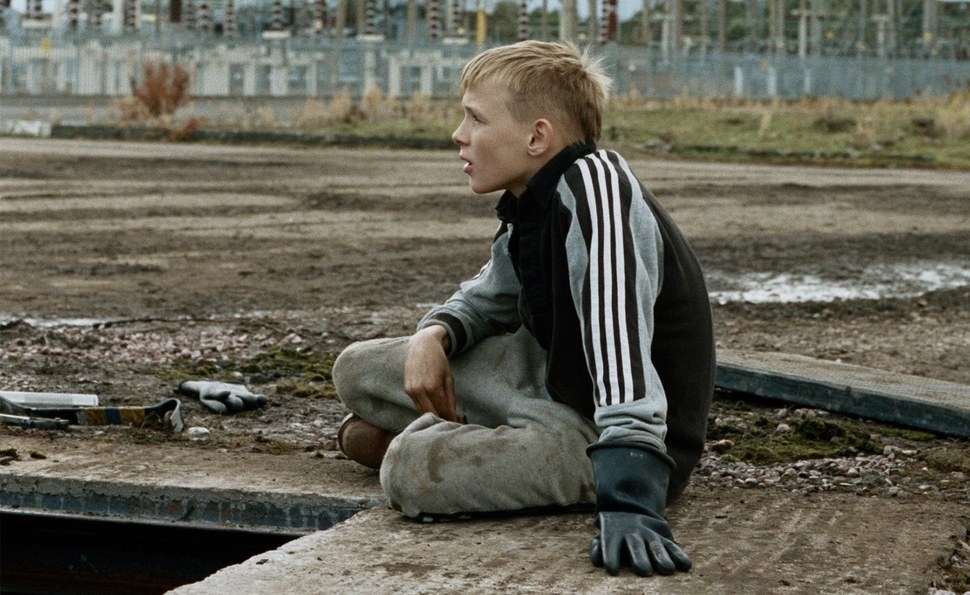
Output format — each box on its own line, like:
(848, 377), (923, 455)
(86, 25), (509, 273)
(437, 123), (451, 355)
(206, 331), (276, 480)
(591, 511), (692, 576)
(588, 444), (690, 577)
(404, 326), (464, 423)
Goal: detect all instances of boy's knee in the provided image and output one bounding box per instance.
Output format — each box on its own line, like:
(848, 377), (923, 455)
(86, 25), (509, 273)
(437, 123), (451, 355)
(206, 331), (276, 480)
(378, 413), (456, 517)
(331, 342), (362, 394)
(379, 432), (427, 518)
(333, 337), (407, 395)
(378, 413), (596, 517)
(332, 339), (398, 407)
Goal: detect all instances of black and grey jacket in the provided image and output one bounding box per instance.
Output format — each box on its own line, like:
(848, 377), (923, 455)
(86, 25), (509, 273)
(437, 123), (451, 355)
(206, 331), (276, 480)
(419, 142), (715, 496)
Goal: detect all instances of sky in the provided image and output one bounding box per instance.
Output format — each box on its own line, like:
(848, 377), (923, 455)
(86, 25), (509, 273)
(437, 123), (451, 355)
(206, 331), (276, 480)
(7, 0), (647, 21)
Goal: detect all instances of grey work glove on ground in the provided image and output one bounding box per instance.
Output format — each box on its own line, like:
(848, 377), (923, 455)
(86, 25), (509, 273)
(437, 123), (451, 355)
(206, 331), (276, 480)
(588, 443), (692, 576)
(177, 380), (268, 414)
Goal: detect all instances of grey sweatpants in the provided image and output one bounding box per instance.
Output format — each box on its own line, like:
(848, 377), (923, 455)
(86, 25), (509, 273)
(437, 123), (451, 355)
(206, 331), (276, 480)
(331, 326), (600, 517)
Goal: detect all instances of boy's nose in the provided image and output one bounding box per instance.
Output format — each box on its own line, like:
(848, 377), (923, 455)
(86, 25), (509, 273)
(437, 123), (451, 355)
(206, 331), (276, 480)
(451, 123), (466, 146)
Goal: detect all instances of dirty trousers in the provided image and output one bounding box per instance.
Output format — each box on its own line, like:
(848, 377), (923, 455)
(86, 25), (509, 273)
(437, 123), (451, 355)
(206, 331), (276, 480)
(332, 327), (600, 517)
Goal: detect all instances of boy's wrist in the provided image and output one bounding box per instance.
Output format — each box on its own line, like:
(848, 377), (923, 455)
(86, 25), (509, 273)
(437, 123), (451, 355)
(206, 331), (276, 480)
(417, 324), (451, 354)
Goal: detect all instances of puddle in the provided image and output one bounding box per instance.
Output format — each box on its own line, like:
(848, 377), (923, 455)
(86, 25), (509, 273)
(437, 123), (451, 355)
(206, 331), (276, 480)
(0, 314), (207, 329)
(2, 263), (968, 328)
(707, 262), (970, 304)
(0, 316), (121, 328)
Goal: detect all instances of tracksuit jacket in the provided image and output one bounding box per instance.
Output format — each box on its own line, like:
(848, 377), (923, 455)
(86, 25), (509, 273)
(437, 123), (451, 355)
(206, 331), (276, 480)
(418, 142), (715, 497)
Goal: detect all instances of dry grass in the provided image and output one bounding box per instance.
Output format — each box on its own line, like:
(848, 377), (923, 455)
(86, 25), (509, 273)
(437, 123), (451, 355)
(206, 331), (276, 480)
(288, 88), (970, 157)
(112, 59), (202, 140)
(291, 86), (457, 133)
(104, 72), (970, 166)
(601, 90), (970, 168)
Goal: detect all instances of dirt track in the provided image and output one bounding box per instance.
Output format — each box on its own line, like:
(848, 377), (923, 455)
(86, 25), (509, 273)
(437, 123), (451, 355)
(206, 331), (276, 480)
(1, 138), (969, 592)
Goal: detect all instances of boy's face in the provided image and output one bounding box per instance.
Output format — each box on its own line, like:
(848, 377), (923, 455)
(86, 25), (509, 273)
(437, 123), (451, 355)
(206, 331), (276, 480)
(452, 80), (538, 197)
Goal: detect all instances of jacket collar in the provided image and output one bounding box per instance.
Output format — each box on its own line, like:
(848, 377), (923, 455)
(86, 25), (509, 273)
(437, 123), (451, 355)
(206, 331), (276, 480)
(495, 140), (596, 222)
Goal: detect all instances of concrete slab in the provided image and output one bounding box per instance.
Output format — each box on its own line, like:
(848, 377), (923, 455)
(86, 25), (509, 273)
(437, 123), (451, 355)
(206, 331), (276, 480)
(716, 349), (970, 438)
(1, 425), (965, 593)
(0, 434), (383, 531)
(169, 487), (963, 594)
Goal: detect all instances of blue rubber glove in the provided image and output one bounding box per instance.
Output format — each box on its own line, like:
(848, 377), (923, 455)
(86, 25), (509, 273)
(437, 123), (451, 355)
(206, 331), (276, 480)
(588, 444), (692, 576)
(177, 380), (267, 414)
(590, 510), (691, 576)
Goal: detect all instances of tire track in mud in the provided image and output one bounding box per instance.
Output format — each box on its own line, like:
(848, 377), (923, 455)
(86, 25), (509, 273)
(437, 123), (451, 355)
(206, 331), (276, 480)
(672, 487), (964, 593)
(2, 139), (968, 382)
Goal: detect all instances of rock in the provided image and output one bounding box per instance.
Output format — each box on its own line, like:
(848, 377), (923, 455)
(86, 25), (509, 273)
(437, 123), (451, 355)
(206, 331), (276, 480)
(187, 426), (211, 440)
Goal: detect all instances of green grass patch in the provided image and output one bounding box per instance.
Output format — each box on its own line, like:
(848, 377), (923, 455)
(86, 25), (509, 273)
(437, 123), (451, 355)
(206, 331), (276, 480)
(155, 348), (336, 385)
(708, 393), (955, 466)
(708, 398), (885, 465)
(602, 94), (970, 169)
(274, 378), (337, 400)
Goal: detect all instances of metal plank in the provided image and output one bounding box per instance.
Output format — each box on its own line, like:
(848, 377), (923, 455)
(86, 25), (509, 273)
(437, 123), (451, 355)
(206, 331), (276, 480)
(715, 349), (970, 438)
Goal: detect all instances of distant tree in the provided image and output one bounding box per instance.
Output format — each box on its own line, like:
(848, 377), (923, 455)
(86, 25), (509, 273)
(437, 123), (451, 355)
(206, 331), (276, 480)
(531, 7), (559, 41)
(489, 0), (520, 43)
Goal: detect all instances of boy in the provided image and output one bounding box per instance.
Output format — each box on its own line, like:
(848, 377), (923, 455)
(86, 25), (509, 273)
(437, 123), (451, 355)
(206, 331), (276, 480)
(332, 40), (715, 577)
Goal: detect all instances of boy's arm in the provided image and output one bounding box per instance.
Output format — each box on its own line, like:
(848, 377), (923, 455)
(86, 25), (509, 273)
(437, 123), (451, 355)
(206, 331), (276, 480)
(403, 324), (463, 423)
(561, 152), (690, 576)
(417, 228), (522, 356)
(561, 153), (668, 451)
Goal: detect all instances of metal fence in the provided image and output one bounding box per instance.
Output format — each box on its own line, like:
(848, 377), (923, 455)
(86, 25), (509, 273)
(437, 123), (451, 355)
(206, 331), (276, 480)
(619, 51), (970, 99)
(2, 33), (969, 100)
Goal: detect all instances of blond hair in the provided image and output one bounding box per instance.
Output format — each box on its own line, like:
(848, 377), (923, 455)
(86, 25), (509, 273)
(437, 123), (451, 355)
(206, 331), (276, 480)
(458, 40), (612, 143)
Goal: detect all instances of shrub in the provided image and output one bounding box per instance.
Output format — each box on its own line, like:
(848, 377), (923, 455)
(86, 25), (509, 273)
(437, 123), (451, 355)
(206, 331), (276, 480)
(129, 60), (191, 119)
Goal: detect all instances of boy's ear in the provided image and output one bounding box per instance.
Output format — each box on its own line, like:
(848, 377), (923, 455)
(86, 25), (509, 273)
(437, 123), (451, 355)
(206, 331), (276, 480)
(526, 118), (554, 157)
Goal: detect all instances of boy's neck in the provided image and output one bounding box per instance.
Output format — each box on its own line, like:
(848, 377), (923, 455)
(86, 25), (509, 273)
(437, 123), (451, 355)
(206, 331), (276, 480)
(510, 141), (597, 202)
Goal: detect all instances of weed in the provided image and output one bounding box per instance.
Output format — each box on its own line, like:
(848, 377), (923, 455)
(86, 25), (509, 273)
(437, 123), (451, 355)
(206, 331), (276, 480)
(850, 119), (874, 149)
(720, 114), (755, 126)
(166, 117), (202, 142)
(874, 426), (938, 442)
(291, 99), (329, 128)
(251, 434), (300, 455)
(813, 113), (857, 133)
(329, 87), (355, 123)
(757, 109), (774, 140)
(611, 88), (645, 111)
(912, 115), (946, 138)
(932, 528), (970, 594)
(0, 448), (18, 465)
(129, 60), (191, 119)
(921, 446), (970, 474)
(360, 84), (387, 119)
(254, 105), (277, 128)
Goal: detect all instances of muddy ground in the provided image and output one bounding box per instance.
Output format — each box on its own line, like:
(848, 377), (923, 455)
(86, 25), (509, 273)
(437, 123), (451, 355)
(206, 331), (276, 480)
(1, 138), (969, 592)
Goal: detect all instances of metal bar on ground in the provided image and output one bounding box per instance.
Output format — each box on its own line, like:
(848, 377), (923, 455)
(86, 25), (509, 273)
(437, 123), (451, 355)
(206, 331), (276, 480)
(0, 391), (99, 408)
(715, 349), (970, 439)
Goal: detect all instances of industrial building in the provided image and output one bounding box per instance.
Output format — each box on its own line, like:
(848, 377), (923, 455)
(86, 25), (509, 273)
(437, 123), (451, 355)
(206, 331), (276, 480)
(1, 1), (968, 99)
